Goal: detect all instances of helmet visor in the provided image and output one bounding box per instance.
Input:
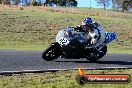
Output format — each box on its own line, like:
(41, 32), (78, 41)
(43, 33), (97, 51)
(84, 24), (94, 30)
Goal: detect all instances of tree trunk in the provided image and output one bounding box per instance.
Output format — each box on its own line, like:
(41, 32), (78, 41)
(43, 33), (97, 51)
(14, 0), (17, 5)
(112, 0), (116, 10)
(103, 3), (106, 10)
(31, 0), (35, 5)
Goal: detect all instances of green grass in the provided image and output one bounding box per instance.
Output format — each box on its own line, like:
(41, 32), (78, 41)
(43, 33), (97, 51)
(108, 47), (132, 54)
(0, 69), (132, 88)
(0, 6), (132, 53)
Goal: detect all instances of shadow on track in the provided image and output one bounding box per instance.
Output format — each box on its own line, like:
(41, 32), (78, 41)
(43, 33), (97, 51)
(56, 60), (132, 65)
(98, 61), (132, 65)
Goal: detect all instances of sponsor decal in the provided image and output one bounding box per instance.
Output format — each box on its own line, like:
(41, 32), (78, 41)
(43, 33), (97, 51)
(76, 68), (131, 85)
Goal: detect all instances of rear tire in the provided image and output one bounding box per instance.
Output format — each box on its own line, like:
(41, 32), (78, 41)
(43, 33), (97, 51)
(98, 46), (107, 58)
(86, 52), (100, 62)
(42, 43), (61, 61)
(86, 46), (107, 62)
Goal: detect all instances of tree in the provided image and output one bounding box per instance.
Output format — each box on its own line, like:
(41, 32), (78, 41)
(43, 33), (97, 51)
(121, 0), (132, 12)
(56, 0), (66, 6)
(31, 0), (35, 5)
(112, 0), (132, 12)
(65, 0), (77, 7)
(44, 0), (77, 7)
(95, 0), (110, 10)
(1, 0), (8, 4)
(112, 0), (121, 10)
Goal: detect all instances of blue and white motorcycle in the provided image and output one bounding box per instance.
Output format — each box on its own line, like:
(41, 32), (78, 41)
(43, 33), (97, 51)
(42, 27), (116, 62)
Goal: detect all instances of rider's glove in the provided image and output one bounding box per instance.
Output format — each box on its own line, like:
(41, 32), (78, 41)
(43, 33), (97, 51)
(74, 25), (80, 31)
(74, 25), (85, 32)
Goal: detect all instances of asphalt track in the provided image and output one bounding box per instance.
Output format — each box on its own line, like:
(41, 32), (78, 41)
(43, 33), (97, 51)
(0, 50), (132, 72)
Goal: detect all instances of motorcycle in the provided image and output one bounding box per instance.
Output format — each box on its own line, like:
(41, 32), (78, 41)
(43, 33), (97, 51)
(42, 27), (116, 62)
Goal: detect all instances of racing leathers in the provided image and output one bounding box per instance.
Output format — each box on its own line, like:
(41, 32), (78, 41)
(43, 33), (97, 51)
(74, 22), (106, 50)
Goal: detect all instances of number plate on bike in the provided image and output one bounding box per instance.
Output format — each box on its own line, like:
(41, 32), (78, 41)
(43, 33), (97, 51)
(57, 37), (70, 45)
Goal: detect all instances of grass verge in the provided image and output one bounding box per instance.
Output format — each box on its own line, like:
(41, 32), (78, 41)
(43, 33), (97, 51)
(0, 69), (132, 88)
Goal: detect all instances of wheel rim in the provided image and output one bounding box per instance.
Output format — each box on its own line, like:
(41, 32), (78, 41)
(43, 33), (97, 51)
(46, 48), (56, 58)
(87, 46), (107, 61)
(87, 52), (99, 59)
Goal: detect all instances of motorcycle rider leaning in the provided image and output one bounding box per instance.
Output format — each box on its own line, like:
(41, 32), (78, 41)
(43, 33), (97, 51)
(74, 17), (106, 49)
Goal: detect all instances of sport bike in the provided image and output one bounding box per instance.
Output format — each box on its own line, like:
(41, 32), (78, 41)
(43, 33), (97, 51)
(42, 27), (116, 62)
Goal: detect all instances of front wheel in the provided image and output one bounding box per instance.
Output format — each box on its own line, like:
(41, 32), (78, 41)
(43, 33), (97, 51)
(42, 43), (61, 61)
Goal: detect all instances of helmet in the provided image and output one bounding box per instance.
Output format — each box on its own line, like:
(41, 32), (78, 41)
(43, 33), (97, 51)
(82, 17), (93, 25)
(82, 17), (94, 30)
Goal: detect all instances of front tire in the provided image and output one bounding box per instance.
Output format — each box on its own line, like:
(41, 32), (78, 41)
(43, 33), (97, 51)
(42, 43), (61, 61)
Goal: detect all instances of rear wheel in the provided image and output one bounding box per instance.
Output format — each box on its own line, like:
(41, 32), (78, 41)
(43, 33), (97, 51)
(42, 43), (61, 61)
(86, 46), (107, 62)
(86, 52), (100, 62)
(98, 46), (107, 58)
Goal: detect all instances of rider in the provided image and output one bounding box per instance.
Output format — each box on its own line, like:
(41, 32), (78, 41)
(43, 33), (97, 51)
(74, 17), (106, 49)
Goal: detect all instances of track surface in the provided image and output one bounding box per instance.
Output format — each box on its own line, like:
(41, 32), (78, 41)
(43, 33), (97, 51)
(0, 50), (132, 72)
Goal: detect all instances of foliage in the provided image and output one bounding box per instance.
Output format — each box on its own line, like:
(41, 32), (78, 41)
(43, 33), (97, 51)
(122, 0), (132, 12)
(95, 0), (110, 10)
(44, 0), (78, 7)
(31, 0), (39, 6)
(112, 0), (122, 11)
(112, 0), (132, 12)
